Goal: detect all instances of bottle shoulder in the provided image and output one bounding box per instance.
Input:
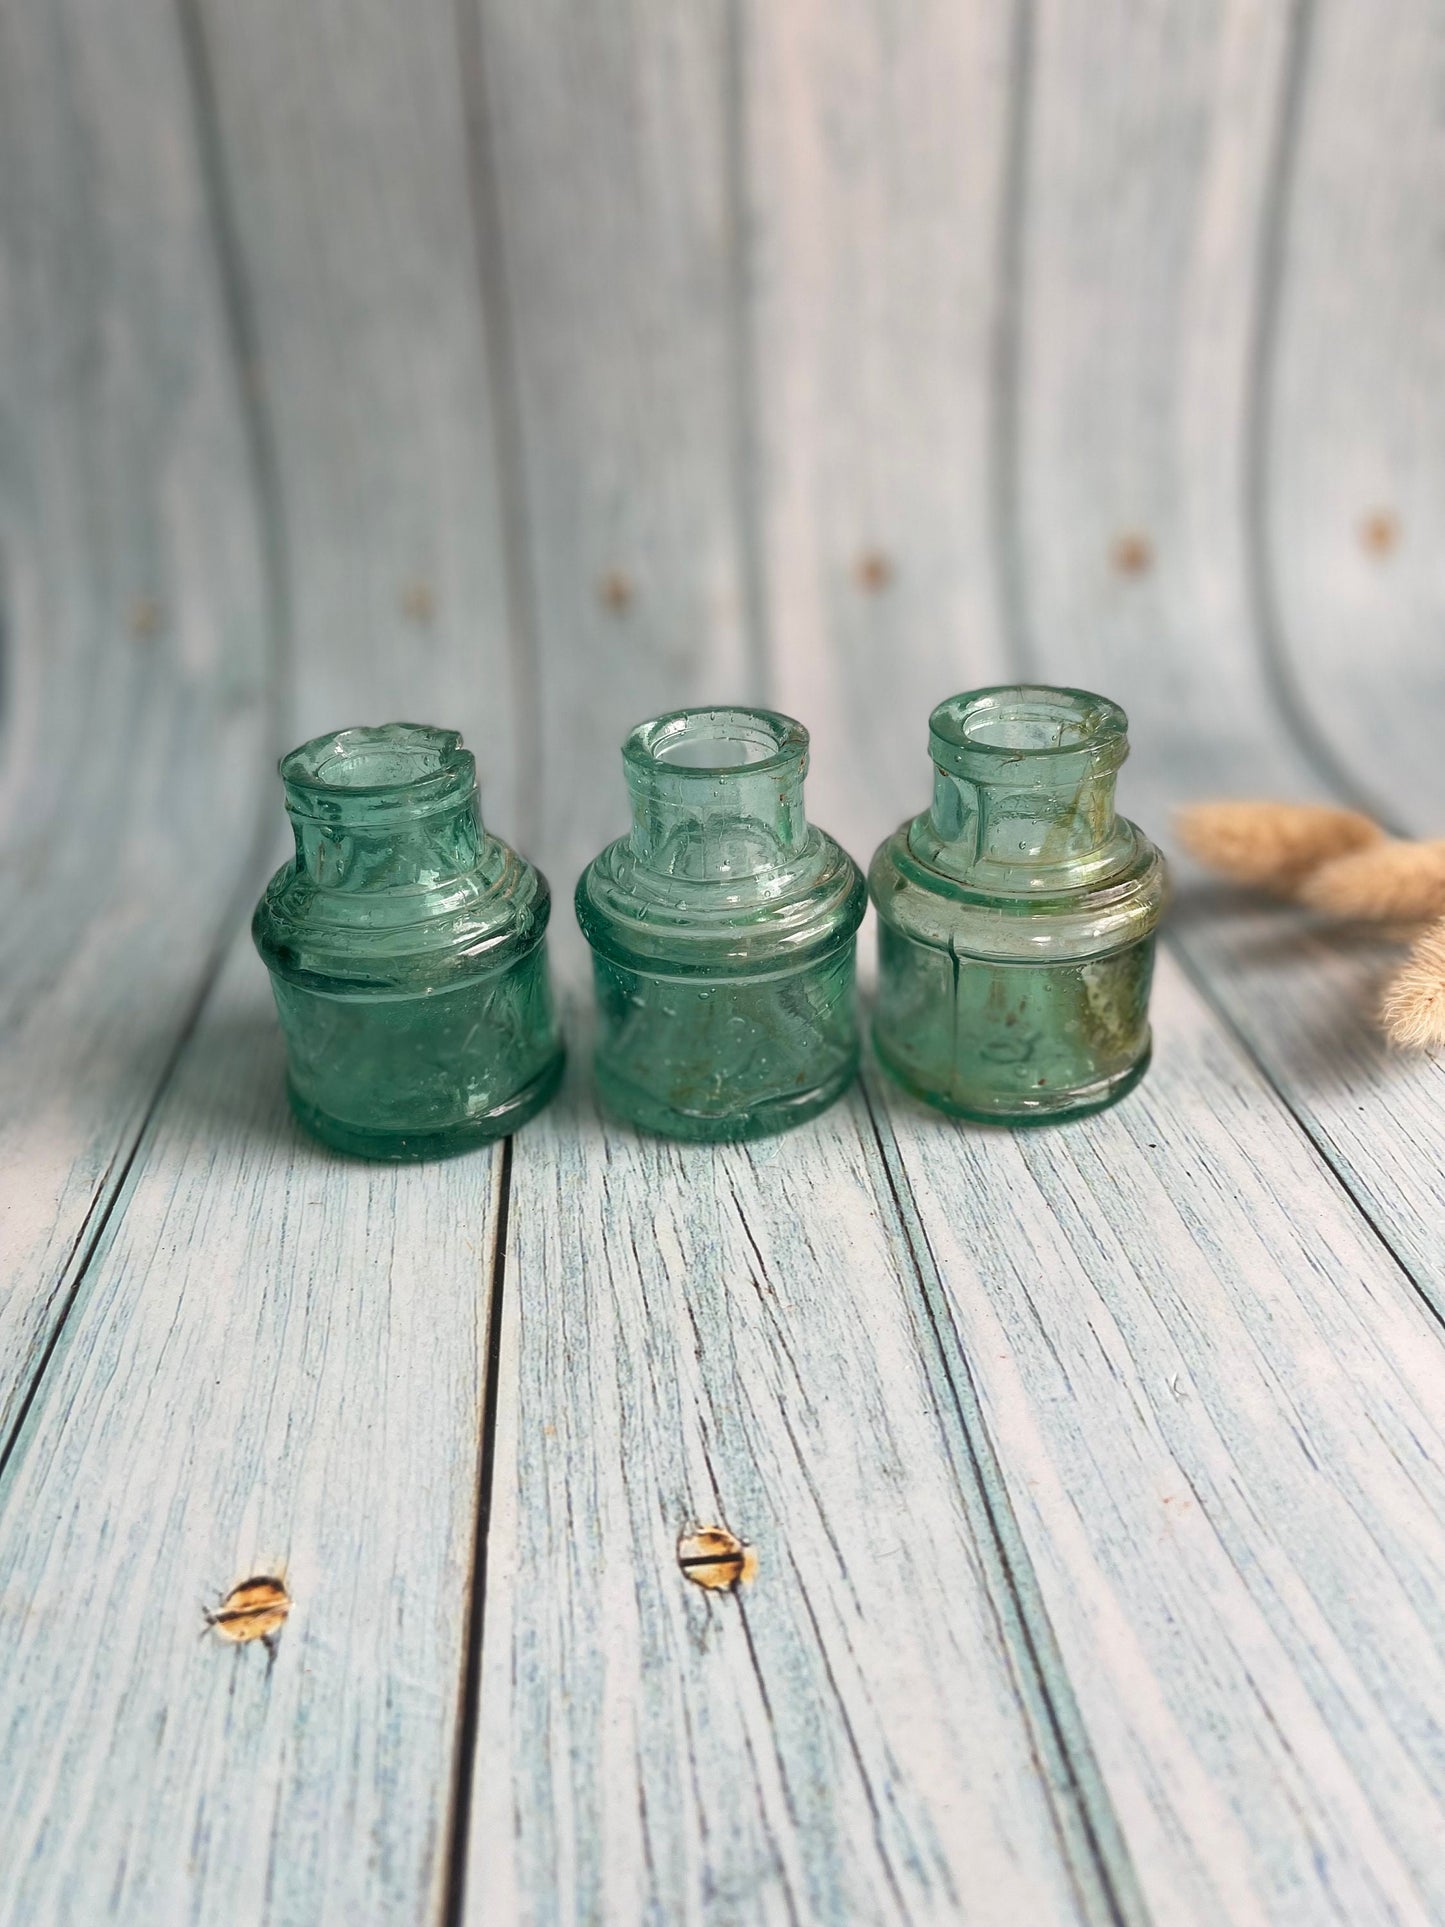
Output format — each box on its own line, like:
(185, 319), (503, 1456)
(576, 826), (866, 976)
(869, 815), (1167, 962)
(253, 833), (552, 992)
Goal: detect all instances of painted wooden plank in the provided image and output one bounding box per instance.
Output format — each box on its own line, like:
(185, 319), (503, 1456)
(473, 0), (758, 898)
(0, 0), (539, 1911)
(851, 1), (1445, 1916)
(1264, 0), (1445, 822)
(461, 12), (1131, 1918)
(740, 0), (1017, 859)
(192, 0), (526, 826)
(0, 5), (535, 1915)
(0, 0), (272, 1438)
(0, 9), (542, 1908)
(1222, 0), (1445, 1303)
(466, 1035), (1111, 1926)
(990, 0), (1445, 1317)
(1002, 0), (1298, 790)
(458, 3), (1445, 1918)
(869, 951), (1445, 1923)
(0, 937), (502, 1925)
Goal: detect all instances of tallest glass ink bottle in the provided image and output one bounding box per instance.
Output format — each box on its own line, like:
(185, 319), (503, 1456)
(870, 685), (1166, 1122)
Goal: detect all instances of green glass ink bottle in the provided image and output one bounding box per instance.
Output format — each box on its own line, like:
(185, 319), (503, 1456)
(576, 705), (866, 1141)
(253, 723), (563, 1159)
(870, 685), (1166, 1123)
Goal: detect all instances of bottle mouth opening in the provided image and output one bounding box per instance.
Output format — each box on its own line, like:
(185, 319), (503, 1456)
(281, 723), (472, 799)
(624, 705), (807, 781)
(929, 685), (1127, 765)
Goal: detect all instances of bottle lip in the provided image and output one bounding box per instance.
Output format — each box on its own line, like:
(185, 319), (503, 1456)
(928, 684), (1127, 775)
(622, 705), (808, 784)
(280, 722), (476, 817)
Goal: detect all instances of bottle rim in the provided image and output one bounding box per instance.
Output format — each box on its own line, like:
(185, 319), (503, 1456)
(280, 722), (470, 794)
(928, 684), (1127, 775)
(622, 705), (808, 783)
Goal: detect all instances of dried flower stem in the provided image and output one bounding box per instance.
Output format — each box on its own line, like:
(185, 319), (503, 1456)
(1175, 801), (1383, 893)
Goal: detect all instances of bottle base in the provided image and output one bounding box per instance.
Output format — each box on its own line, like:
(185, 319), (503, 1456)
(594, 1054), (859, 1143)
(287, 1047), (566, 1162)
(873, 1033), (1151, 1126)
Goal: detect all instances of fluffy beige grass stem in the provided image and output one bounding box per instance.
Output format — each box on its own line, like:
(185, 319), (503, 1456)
(1175, 801), (1383, 892)
(1382, 921), (1445, 1051)
(1299, 841), (1445, 922)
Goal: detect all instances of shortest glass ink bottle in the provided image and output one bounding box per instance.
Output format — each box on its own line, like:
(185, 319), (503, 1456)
(870, 685), (1166, 1123)
(576, 705), (866, 1141)
(254, 723), (563, 1159)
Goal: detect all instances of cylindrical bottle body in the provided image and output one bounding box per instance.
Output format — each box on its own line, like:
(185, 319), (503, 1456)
(253, 723), (563, 1161)
(588, 942), (859, 1142)
(872, 910), (1156, 1122)
(269, 933), (562, 1160)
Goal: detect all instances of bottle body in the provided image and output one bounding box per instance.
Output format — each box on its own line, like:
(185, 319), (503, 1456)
(583, 909), (862, 1142)
(253, 723), (563, 1160)
(266, 935), (560, 1158)
(576, 706), (866, 1141)
(870, 686), (1166, 1124)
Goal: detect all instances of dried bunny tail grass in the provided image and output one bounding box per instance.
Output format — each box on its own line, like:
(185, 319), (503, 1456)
(1381, 920), (1445, 1050)
(1298, 840), (1445, 922)
(1174, 800), (1384, 891)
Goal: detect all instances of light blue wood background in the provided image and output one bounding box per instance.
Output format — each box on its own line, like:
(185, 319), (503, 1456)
(3, 1), (1445, 1921)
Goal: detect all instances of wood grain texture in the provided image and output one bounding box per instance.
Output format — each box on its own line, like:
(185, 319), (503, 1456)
(1229, 0), (1445, 1312)
(0, 939), (502, 1925)
(0, 9), (535, 1915)
(469, 3), (1445, 1921)
(870, 950), (1445, 1923)
(1264, 0), (1445, 823)
(741, 0), (1015, 858)
(191, 0), (525, 827)
(0, 0), (272, 1440)
(474, 0), (757, 899)
(860, 1), (1445, 1915)
(461, 13), (1133, 1919)
(1005, 0), (1298, 794)
(997, 0), (1445, 1317)
(466, 1038), (1111, 1926)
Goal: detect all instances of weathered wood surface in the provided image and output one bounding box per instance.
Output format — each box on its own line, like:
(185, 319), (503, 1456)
(0, 0), (271, 1443)
(876, 959), (1445, 1922)
(471, 1040), (1113, 1925)
(4, 1), (1445, 1923)
(478, 0), (758, 889)
(1265, 0), (1445, 822)
(0, 941), (503, 1924)
(743, 0), (1016, 840)
(1000, 0), (1445, 1316)
(192, 0), (524, 820)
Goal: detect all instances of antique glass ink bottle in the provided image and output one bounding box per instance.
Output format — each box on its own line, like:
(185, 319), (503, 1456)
(870, 685), (1166, 1122)
(575, 705), (866, 1140)
(253, 723), (563, 1159)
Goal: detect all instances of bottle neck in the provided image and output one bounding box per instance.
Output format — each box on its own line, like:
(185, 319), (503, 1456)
(280, 723), (484, 892)
(623, 706), (811, 883)
(290, 797), (482, 891)
(917, 686), (1133, 890)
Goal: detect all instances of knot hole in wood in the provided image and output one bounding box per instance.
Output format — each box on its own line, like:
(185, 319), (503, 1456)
(677, 1525), (757, 1591)
(205, 1574), (292, 1647)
